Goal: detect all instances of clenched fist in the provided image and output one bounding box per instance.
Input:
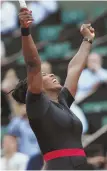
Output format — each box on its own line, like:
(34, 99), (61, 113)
(80, 24), (95, 40)
(18, 8), (34, 28)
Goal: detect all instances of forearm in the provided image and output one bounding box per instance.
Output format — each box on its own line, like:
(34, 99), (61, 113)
(68, 41), (92, 71)
(64, 24), (95, 97)
(22, 29), (41, 71)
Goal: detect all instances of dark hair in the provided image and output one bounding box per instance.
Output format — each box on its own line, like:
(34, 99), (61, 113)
(11, 78), (27, 104)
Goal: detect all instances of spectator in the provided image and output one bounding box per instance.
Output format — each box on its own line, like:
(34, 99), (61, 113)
(26, 153), (44, 170)
(76, 53), (107, 100)
(0, 40), (6, 58)
(1, 69), (20, 116)
(2, 69), (19, 93)
(105, 155), (107, 169)
(1, 90), (11, 126)
(1, 135), (29, 170)
(87, 156), (105, 169)
(27, 1), (58, 25)
(7, 105), (41, 157)
(27, 1), (48, 25)
(39, 0), (58, 13)
(1, 1), (18, 34)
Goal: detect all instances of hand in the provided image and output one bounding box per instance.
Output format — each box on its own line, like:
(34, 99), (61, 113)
(80, 24), (95, 40)
(18, 8), (34, 28)
(87, 156), (105, 167)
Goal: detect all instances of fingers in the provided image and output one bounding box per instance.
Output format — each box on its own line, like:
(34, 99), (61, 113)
(20, 8), (29, 12)
(19, 14), (33, 19)
(20, 16), (33, 22)
(18, 11), (32, 19)
(87, 24), (94, 32)
(19, 10), (33, 22)
(89, 27), (95, 33)
(81, 23), (95, 33)
(81, 23), (91, 30)
(19, 10), (32, 15)
(84, 23), (91, 28)
(80, 24), (89, 32)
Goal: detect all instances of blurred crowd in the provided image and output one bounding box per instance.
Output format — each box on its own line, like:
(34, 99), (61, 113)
(1, 0), (107, 170)
(1, 0), (58, 34)
(1, 0), (59, 62)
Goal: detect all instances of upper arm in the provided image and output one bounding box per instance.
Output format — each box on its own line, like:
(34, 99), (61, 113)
(64, 66), (81, 98)
(22, 34), (43, 94)
(64, 41), (92, 97)
(27, 62), (43, 94)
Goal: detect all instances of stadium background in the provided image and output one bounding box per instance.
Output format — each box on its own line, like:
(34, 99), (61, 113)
(1, 0), (107, 170)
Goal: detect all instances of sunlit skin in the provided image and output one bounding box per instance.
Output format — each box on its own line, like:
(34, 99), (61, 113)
(42, 72), (62, 92)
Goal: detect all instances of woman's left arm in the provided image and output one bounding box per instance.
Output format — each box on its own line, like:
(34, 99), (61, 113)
(64, 24), (95, 98)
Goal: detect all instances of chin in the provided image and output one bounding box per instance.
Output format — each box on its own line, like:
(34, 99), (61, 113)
(54, 83), (62, 90)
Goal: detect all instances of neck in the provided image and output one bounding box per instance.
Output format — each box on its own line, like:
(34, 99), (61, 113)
(45, 90), (59, 103)
(5, 151), (16, 159)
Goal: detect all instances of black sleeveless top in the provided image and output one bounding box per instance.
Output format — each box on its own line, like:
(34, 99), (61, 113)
(26, 87), (84, 155)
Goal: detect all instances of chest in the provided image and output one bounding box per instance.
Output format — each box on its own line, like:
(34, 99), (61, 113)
(42, 102), (83, 135)
(2, 156), (20, 170)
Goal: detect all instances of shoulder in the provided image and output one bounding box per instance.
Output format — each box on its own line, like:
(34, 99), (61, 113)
(1, 157), (5, 162)
(100, 68), (107, 73)
(81, 69), (90, 76)
(78, 69), (91, 83)
(8, 117), (22, 126)
(26, 91), (50, 119)
(26, 90), (46, 101)
(26, 90), (50, 106)
(59, 87), (74, 107)
(1, 157), (6, 169)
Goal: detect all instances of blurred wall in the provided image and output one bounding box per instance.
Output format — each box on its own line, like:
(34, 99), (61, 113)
(59, 1), (107, 14)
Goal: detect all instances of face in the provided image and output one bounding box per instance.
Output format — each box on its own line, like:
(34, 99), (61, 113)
(41, 62), (52, 74)
(87, 53), (102, 70)
(2, 135), (17, 153)
(42, 73), (62, 92)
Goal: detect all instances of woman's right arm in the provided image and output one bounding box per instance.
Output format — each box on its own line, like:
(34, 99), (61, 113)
(19, 9), (42, 94)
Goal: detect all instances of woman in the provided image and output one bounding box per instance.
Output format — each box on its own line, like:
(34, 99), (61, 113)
(12, 9), (95, 170)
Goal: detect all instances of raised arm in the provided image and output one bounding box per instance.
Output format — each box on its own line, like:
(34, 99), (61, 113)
(64, 24), (95, 98)
(19, 9), (42, 94)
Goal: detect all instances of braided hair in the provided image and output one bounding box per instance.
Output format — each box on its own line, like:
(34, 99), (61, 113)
(9, 72), (45, 103)
(10, 78), (28, 104)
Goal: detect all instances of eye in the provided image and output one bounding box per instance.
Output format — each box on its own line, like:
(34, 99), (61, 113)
(42, 72), (47, 76)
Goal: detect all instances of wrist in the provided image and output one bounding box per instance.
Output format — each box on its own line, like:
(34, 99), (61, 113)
(21, 27), (30, 36)
(83, 37), (93, 44)
(84, 35), (94, 40)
